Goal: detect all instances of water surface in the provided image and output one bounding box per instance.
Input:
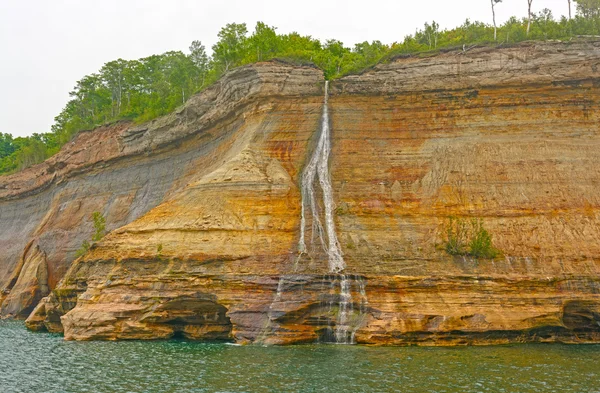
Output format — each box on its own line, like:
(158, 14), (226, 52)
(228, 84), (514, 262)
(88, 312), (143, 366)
(1, 320), (598, 393)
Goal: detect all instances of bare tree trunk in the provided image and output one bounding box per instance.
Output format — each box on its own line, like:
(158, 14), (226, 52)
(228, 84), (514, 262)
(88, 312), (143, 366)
(527, 0), (533, 36)
(491, 0), (497, 41)
(117, 78), (122, 115)
(568, 0), (572, 19)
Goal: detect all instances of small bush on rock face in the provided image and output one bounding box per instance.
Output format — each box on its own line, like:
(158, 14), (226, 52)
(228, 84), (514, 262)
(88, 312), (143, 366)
(91, 211), (106, 242)
(444, 217), (500, 259)
(75, 240), (90, 257)
(468, 219), (499, 259)
(445, 216), (468, 255)
(75, 212), (106, 258)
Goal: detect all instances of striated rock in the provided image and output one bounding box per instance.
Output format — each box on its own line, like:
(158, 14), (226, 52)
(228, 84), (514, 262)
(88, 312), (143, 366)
(5, 40), (600, 345)
(1, 244), (49, 318)
(332, 40), (600, 95)
(1, 61), (323, 317)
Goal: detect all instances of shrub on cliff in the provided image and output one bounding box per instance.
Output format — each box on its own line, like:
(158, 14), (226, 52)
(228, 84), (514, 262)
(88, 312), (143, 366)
(445, 217), (467, 255)
(468, 219), (499, 259)
(75, 212), (106, 257)
(75, 240), (90, 258)
(91, 212), (106, 242)
(444, 217), (500, 259)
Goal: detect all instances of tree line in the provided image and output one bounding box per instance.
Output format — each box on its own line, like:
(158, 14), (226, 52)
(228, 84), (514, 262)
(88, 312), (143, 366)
(1, 0), (599, 175)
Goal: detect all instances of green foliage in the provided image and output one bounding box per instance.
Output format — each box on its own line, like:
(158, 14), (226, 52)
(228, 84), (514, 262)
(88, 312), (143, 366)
(75, 240), (91, 258)
(445, 217), (468, 255)
(75, 212), (106, 258)
(468, 219), (499, 259)
(3, 14), (600, 176)
(575, 0), (600, 18)
(0, 133), (15, 157)
(212, 23), (249, 73)
(91, 211), (106, 242)
(416, 21), (440, 49)
(444, 217), (500, 259)
(189, 40), (209, 87)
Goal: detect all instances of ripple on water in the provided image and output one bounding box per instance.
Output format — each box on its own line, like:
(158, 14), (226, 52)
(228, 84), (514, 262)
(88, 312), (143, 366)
(1, 320), (600, 393)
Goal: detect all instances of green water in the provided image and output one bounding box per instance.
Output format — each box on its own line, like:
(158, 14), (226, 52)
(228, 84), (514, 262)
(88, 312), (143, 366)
(1, 321), (599, 393)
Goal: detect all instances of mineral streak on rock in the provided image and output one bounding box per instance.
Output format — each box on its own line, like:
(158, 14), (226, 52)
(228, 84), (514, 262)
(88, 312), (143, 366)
(3, 41), (600, 344)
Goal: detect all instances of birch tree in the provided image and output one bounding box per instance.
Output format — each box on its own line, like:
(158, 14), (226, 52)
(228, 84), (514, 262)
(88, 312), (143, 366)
(527, 0), (534, 36)
(490, 0), (502, 41)
(212, 23), (248, 73)
(248, 22), (279, 62)
(100, 60), (128, 117)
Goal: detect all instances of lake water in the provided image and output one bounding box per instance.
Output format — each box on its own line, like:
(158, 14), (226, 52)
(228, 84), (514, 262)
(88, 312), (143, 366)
(1, 320), (599, 393)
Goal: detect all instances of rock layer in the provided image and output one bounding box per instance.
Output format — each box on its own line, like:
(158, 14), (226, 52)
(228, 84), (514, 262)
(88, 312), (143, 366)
(6, 40), (600, 344)
(1, 61), (323, 317)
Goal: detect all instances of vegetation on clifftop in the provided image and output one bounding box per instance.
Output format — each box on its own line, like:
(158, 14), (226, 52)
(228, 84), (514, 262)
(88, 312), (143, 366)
(1, 1), (600, 175)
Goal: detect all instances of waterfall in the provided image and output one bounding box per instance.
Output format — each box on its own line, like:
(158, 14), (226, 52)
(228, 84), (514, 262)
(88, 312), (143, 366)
(298, 82), (367, 344)
(334, 274), (353, 343)
(318, 274), (369, 344)
(298, 81), (345, 273)
(352, 275), (369, 343)
(261, 81), (368, 345)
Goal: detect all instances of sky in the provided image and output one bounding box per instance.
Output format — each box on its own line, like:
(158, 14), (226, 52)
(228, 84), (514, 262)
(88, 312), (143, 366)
(0, 0), (572, 137)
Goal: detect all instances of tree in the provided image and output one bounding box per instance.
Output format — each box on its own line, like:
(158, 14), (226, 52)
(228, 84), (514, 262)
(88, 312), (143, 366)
(458, 19), (490, 43)
(0, 133), (15, 158)
(6, 17), (600, 177)
(318, 39), (351, 77)
(76, 211), (106, 257)
(189, 40), (209, 87)
(212, 23), (248, 73)
(419, 21), (440, 49)
(100, 59), (129, 117)
(491, 0), (503, 40)
(12, 136), (47, 171)
(527, 0), (534, 35)
(70, 73), (108, 124)
(248, 22), (280, 62)
(91, 211), (106, 241)
(569, 0), (572, 19)
(534, 8), (555, 38)
(352, 40), (388, 69)
(189, 40), (208, 69)
(575, 0), (600, 18)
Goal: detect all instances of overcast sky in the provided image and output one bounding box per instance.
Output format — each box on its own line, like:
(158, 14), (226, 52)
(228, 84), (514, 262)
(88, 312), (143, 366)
(1, 0), (571, 137)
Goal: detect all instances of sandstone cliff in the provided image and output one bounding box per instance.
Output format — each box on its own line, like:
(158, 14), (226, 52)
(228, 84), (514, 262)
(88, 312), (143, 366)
(3, 41), (600, 345)
(0, 62), (323, 318)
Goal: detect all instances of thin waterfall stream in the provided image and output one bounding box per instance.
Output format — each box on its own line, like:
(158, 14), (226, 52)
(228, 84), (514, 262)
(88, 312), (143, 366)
(298, 81), (345, 273)
(262, 81), (368, 345)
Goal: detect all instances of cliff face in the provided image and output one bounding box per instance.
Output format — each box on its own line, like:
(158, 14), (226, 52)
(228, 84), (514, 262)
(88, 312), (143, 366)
(0, 62), (323, 318)
(3, 41), (600, 345)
